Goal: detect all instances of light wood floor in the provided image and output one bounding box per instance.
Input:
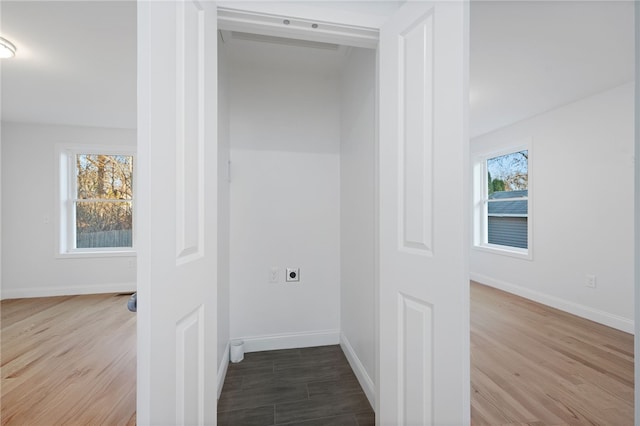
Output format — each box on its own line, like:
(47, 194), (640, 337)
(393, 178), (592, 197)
(471, 281), (634, 425)
(1, 293), (136, 425)
(1, 286), (634, 425)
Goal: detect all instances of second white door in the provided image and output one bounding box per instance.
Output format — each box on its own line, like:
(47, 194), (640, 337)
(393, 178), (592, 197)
(378, 1), (470, 424)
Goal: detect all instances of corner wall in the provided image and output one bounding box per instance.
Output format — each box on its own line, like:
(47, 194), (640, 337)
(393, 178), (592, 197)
(470, 82), (635, 332)
(217, 35), (232, 395)
(339, 47), (376, 404)
(1, 122), (137, 299)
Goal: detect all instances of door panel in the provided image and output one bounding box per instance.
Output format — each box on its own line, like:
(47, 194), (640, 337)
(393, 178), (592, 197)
(398, 294), (434, 424)
(176, 0), (205, 262)
(137, 1), (218, 424)
(400, 11), (434, 255)
(378, 2), (469, 425)
(176, 306), (204, 425)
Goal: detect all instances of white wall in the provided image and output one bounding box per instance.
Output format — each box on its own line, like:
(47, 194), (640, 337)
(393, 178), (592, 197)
(228, 58), (342, 351)
(217, 36), (232, 393)
(1, 122), (137, 299)
(470, 82), (635, 332)
(1, 81), (3, 298)
(634, 1), (640, 413)
(339, 47), (376, 403)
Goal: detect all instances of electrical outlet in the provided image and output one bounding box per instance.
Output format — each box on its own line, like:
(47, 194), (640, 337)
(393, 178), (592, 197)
(268, 267), (279, 283)
(585, 274), (596, 288)
(286, 268), (300, 282)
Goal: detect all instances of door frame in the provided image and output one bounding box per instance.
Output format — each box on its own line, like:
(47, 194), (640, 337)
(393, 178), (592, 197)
(217, 7), (379, 49)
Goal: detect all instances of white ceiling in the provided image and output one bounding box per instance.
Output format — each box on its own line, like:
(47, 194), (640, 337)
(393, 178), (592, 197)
(0, 1), (635, 135)
(1, 1), (137, 129)
(470, 1), (635, 137)
(221, 30), (352, 77)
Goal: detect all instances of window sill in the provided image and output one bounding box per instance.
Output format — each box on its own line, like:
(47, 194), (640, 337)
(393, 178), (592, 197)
(473, 244), (531, 261)
(56, 250), (137, 259)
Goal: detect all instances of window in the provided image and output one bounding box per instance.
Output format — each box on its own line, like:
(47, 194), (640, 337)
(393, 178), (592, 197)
(474, 146), (530, 258)
(58, 146), (135, 256)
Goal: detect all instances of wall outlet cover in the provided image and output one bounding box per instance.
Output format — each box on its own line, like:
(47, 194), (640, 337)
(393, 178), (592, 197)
(286, 267), (300, 282)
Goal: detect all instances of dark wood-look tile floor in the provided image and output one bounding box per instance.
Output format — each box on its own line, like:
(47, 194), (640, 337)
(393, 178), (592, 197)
(217, 345), (374, 426)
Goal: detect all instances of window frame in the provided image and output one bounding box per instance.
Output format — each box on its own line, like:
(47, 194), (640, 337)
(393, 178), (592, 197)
(473, 142), (532, 260)
(56, 144), (136, 258)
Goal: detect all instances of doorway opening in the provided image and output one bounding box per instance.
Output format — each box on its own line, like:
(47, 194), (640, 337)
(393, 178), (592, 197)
(216, 26), (378, 415)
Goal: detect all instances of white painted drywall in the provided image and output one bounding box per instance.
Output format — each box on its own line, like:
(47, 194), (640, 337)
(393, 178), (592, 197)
(1, 122), (137, 299)
(634, 0), (640, 414)
(217, 36), (232, 385)
(228, 57), (341, 348)
(339, 48), (376, 396)
(228, 64), (340, 154)
(470, 83), (635, 332)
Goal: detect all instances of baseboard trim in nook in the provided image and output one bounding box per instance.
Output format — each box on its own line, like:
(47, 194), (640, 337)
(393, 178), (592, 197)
(0, 282), (137, 300)
(470, 273), (634, 334)
(340, 333), (375, 408)
(217, 342), (230, 400)
(237, 329), (340, 353)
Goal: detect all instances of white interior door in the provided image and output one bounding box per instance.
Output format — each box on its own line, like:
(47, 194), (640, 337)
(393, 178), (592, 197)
(137, 1), (218, 424)
(378, 2), (470, 425)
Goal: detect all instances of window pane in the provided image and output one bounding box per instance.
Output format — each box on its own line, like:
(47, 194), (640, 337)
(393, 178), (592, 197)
(487, 150), (528, 194)
(76, 154), (133, 200)
(488, 217), (528, 248)
(76, 201), (133, 248)
(486, 150), (528, 250)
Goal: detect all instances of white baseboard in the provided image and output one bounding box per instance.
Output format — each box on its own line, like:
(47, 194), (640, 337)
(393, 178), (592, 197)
(217, 342), (230, 400)
(237, 329), (340, 353)
(470, 273), (634, 334)
(0, 282), (137, 300)
(340, 333), (375, 408)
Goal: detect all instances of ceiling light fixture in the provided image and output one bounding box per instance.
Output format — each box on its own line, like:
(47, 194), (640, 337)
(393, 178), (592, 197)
(0, 37), (16, 59)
